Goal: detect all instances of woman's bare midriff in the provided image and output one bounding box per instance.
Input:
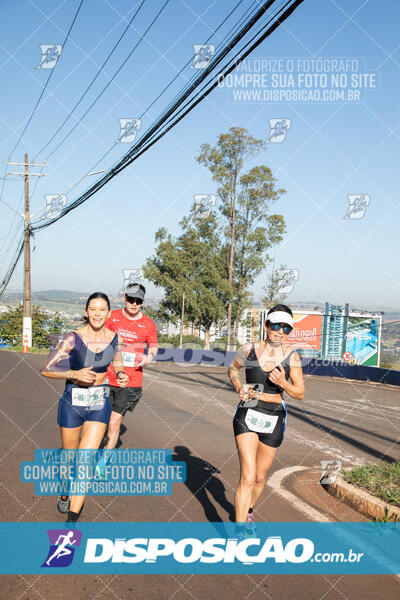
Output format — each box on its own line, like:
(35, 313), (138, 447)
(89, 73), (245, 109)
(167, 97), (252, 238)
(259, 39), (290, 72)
(259, 393), (283, 404)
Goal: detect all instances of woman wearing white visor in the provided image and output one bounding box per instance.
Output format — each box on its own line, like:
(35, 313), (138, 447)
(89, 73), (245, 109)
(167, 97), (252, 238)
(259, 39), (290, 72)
(228, 304), (305, 536)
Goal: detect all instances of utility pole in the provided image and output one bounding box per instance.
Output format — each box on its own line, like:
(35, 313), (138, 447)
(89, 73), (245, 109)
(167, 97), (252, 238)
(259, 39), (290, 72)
(24, 154), (31, 350)
(179, 291), (185, 349)
(6, 155), (45, 351)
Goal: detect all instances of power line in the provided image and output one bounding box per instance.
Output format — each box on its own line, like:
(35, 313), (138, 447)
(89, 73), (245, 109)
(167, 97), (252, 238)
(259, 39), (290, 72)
(32, 0), (285, 228)
(95, 0), (297, 180)
(120, 0), (294, 171)
(132, 0), (252, 139)
(1, 0), (305, 296)
(33, 0), (301, 229)
(8, 0), (85, 159)
(42, 0), (170, 162)
(0, 0), (85, 269)
(0, 236), (24, 296)
(30, 0), (253, 224)
(33, 0), (147, 160)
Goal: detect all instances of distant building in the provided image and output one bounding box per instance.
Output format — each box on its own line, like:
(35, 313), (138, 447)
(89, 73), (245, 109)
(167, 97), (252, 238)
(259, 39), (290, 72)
(159, 308), (263, 346)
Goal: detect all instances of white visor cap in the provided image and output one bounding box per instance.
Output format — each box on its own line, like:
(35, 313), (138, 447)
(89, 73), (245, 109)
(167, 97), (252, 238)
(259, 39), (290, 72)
(267, 311), (294, 328)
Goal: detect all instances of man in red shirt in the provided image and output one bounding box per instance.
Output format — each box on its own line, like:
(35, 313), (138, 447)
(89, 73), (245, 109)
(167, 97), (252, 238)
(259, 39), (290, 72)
(104, 282), (158, 449)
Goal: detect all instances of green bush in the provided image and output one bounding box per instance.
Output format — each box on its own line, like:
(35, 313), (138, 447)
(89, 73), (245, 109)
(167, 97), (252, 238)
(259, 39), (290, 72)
(210, 338), (227, 350)
(158, 333), (204, 348)
(0, 304), (65, 349)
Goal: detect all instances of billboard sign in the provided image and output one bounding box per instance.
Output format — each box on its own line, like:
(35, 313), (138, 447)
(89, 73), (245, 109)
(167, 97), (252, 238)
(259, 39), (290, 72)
(260, 307), (382, 366)
(287, 312), (322, 357)
(344, 315), (381, 366)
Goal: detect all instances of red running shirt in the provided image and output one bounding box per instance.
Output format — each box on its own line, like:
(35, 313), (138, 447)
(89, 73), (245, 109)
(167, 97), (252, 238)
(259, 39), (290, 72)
(106, 309), (158, 387)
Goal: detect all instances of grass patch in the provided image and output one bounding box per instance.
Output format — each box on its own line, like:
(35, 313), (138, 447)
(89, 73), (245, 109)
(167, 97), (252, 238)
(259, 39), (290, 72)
(341, 462), (400, 508)
(2, 345), (49, 354)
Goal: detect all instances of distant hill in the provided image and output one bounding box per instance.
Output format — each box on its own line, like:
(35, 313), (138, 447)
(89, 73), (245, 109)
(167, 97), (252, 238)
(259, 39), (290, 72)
(2, 290), (86, 303)
(2, 291), (398, 320)
(33, 290), (87, 303)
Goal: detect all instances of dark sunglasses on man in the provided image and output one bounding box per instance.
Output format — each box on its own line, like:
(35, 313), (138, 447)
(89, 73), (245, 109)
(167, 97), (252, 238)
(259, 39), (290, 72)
(126, 296), (143, 305)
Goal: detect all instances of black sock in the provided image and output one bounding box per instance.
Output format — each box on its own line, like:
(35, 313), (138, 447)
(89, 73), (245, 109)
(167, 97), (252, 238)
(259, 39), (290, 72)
(248, 507), (253, 514)
(66, 511), (79, 522)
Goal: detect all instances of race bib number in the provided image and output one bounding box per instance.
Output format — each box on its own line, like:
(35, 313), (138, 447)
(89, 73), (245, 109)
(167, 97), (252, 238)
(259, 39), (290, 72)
(72, 387), (105, 409)
(245, 409), (278, 434)
(122, 351), (136, 367)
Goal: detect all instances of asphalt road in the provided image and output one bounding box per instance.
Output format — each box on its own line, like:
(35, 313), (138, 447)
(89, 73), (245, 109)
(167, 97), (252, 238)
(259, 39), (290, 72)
(0, 349), (399, 599)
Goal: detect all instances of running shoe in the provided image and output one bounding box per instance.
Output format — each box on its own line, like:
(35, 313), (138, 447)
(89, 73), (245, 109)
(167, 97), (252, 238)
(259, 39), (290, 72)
(234, 525), (246, 542)
(57, 495), (70, 514)
(244, 511), (257, 537)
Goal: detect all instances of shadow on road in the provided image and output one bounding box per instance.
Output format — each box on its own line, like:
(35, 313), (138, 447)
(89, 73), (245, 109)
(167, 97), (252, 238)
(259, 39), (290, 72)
(290, 404), (400, 447)
(288, 405), (398, 463)
(172, 445), (235, 524)
(155, 367), (231, 391)
(201, 371), (232, 388)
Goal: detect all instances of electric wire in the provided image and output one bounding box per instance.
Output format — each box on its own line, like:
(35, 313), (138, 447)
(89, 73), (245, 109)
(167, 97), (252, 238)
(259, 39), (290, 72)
(9, 0), (85, 159)
(33, 0), (147, 160)
(0, 0), (305, 295)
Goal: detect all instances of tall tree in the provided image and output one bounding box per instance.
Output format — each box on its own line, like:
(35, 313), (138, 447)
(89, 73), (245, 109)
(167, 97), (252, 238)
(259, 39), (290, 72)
(197, 127), (264, 350)
(143, 205), (229, 349)
(197, 128), (285, 349)
(262, 262), (291, 309)
(231, 166), (286, 347)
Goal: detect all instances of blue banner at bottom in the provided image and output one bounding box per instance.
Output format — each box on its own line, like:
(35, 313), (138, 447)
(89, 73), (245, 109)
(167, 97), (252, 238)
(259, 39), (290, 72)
(1, 522), (399, 574)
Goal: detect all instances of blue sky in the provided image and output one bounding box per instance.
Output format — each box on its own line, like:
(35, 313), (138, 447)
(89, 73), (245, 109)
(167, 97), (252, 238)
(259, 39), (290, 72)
(0, 0), (398, 310)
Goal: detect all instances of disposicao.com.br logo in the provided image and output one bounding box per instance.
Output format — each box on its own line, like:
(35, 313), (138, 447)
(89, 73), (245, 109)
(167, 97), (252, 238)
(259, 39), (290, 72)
(1, 522), (397, 575)
(84, 535), (362, 566)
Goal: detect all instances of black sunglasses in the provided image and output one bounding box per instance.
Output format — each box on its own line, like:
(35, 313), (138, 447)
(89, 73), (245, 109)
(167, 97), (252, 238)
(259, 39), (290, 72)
(270, 322), (292, 335)
(126, 296), (143, 305)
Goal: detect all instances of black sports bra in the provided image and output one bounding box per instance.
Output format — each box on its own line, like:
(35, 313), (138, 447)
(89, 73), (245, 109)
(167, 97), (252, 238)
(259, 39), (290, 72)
(245, 343), (297, 395)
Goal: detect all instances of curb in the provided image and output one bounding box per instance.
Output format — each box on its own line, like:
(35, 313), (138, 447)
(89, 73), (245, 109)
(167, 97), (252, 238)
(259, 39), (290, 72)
(322, 474), (400, 521)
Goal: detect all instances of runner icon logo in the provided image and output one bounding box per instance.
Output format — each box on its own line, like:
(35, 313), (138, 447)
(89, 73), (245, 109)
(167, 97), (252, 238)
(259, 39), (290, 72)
(276, 269), (299, 295)
(37, 44), (62, 69)
(116, 118), (142, 143)
(120, 269), (144, 294)
(44, 194), (67, 219)
(267, 118), (291, 143)
(193, 194), (216, 218)
(41, 529), (82, 568)
(191, 44), (215, 69)
(344, 194), (370, 219)
(320, 460), (342, 485)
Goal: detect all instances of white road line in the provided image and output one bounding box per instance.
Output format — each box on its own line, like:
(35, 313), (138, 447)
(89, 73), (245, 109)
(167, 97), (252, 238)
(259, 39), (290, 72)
(267, 466), (331, 522)
(286, 432), (365, 465)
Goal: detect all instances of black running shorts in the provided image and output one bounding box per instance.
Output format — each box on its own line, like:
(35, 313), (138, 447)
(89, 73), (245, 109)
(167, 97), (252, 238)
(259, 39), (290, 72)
(233, 399), (287, 448)
(108, 386), (142, 416)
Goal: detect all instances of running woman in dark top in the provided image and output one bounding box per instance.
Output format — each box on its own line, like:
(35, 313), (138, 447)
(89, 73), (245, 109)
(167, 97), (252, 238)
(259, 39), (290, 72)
(228, 304), (305, 534)
(41, 292), (129, 522)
